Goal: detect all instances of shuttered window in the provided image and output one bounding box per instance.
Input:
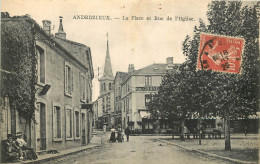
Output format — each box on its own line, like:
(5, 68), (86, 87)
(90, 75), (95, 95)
(65, 63), (73, 95)
(53, 106), (61, 139)
(36, 46), (45, 84)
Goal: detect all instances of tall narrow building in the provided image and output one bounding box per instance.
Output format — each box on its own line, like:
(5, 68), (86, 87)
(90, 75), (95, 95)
(98, 33), (115, 128)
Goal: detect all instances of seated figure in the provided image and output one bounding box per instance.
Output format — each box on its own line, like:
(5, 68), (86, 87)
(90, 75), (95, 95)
(2, 134), (22, 162)
(15, 132), (38, 160)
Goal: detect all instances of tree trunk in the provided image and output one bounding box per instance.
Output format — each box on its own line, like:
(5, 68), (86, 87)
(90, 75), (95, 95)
(199, 117), (201, 145)
(172, 123), (174, 139)
(224, 109), (231, 151)
(180, 119), (185, 141)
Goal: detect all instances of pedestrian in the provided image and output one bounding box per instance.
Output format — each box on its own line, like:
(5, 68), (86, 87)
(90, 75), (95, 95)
(117, 125), (123, 142)
(109, 126), (116, 142)
(244, 126), (248, 137)
(15, 132), (38, 160)
(192, 127), (198, 139)
(125, 126), (131, 142)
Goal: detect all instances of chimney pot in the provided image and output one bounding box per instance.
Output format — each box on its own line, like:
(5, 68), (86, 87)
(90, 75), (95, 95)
(128, 64), (135, 73)
(166, 57), (174, 70)
(42, 20), (51, 35)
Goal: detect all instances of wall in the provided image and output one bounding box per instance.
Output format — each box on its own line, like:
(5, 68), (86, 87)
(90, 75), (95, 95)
(32, 35), (92, 151)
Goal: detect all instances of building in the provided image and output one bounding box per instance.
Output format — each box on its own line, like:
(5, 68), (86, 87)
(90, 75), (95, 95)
(114, 71), (128, 128)
(1, 14), (94, 152)
(121, 57), (178, 133)
(98, 34), (115, 129)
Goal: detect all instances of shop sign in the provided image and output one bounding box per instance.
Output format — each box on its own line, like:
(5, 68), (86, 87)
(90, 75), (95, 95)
(135, 86), (159, 91)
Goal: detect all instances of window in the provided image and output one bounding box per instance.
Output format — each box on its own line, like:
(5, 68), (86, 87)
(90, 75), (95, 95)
(106, 96), (110, 110)
(80, 74), (85, 101)
(53, 106), (61, 139)
(74, 111), (80, 138)
(86, 83), (89, 103)
(36, 46), (45, 84)
(66, 109), (73, 139)
(123, 99), (125, 112)
(145, 76), (152, 86)
(65, 63), (73, 95)
(109, 83), (112, 90)
(145, 95), (152, 107)
(104, 83), (106, 91)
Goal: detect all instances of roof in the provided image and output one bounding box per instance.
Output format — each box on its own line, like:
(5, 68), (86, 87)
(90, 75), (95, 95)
(101, 34), (113, 80)
(121, 63), (180, 84)
(1, 13), (94, 79)
(54, 37), (89, 66)
(115, 71), (128, 79)
(114, 71), (128, 84)
(132, 63), (167, 76)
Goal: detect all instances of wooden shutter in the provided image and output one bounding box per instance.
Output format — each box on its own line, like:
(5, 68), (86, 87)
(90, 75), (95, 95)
(65, 66), (68, 93)
(53, 106), (57, 138)
(71, 69), (74, 93)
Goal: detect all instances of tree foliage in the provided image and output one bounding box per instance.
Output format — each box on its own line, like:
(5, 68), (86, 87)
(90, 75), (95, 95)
(1, 19), (37, 121)
(148, 1), (259, 146)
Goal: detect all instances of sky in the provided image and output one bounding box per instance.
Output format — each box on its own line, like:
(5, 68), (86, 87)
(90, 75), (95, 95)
(2, 0), (212, 100)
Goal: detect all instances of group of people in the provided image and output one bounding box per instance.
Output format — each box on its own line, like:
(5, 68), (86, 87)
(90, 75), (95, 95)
(109, 125), (131, 143)
(2, 132), (38, 162)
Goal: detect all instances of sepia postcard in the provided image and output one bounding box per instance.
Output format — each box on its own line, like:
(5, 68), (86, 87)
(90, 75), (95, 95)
(0, 0), (259, 163)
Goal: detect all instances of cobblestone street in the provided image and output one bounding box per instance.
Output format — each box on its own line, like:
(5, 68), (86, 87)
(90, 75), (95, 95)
(52, 133), (234, 164)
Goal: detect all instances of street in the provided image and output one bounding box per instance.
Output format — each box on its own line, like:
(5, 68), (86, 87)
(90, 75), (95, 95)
(52, 133), (233, 164)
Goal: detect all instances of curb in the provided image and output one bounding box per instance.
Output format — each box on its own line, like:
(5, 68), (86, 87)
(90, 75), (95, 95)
(156, 139), (256, 164)
(22, 144), (102, 164)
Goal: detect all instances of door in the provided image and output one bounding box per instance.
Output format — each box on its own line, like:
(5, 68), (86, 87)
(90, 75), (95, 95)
(36, 103), (46, 150)
(81, 113), (86, 145)
(87, 112), (90, 144)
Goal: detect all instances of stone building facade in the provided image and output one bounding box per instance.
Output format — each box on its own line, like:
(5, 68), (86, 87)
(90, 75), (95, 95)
(114, 72), (128, 128)
(1, 14), (94, 152)
(121, 58), (178, 133)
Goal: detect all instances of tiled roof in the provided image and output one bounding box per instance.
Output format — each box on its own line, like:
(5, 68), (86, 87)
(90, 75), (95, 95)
(132, 63), (167, 75)
(54, 37), (89, 67)
(121, 63), (181, 84)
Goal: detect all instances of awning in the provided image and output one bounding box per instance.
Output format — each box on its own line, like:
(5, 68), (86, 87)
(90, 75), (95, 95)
(140, 111), (151, 119)
(248, 112), (260, 119)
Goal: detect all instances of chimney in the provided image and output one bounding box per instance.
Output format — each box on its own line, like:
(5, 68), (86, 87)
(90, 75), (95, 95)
(128, 64), (135, 73)
(42, 20), (51, 35)
(55, 16), (66, 39)
(166, 57), (174, 70)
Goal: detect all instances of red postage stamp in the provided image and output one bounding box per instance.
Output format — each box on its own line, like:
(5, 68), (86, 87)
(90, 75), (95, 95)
(197, 33), (245, 73)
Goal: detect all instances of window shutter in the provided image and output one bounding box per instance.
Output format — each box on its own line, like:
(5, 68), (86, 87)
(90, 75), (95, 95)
(65, 66), (68, 93)
(53, 106), (57, 138)
(71, 69), (74, 93)
(35, 104), (41, 140)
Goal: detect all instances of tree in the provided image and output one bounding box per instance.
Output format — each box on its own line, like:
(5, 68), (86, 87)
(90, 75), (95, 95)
(205, 1), (259, 150)
(1, 18), (37, 123)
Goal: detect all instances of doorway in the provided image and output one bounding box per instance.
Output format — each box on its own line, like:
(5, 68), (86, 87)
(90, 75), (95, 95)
(81, 113), (86, 145)
(36, 103), (46, 150)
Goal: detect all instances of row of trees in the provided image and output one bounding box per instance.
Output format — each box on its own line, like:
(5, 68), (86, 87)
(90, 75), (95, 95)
(148, 1), (259, 150)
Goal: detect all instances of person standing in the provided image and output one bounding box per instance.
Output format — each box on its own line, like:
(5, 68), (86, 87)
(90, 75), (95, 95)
(125, 126), (131, 142)
(244, 126), (248, 137)
(109, 127), (116, 142)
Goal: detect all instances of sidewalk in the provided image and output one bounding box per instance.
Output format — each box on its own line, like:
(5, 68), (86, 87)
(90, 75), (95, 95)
(4, 132), (104, 164)
(157, 133), (259, 164)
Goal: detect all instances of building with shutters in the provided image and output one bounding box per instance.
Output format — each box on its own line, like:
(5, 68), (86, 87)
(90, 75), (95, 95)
(121, 58), (179, 133)
(1, 13), (94, 152)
